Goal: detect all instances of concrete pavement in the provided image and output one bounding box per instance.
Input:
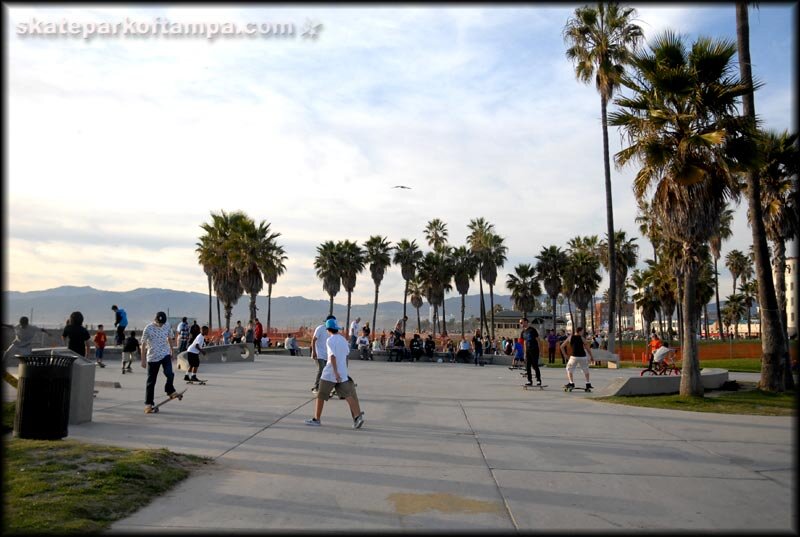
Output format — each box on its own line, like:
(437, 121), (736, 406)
(5, 355), (796, 532)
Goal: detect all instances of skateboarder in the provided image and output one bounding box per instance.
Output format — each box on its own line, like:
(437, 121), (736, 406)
(561, 326), (594, 392)
(141, 311), (180, 414)
(111, 305), (128, 345)
(184, 325), (208, 383)
(305, 318), (364, 429)
(121, 330), (139, 373)
(520, 318), (542, 387)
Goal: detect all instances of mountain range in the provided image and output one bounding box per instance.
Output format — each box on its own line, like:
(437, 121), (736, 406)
(4, 286), (516, 331)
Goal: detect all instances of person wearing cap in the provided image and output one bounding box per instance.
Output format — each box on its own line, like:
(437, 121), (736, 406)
(305, 318), (364, 429)
(310, 314), (336, 394)
(140, 311), (180, 414)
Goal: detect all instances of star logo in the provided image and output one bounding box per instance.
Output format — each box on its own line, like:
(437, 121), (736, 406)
(301, 19), (322, 39)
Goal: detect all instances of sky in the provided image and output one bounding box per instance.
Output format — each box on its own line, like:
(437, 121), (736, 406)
(4, 3), (797, 308)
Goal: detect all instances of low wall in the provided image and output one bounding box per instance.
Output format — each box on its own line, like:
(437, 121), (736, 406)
(596, 368), (729, 397)
(176, 343), (254, 371)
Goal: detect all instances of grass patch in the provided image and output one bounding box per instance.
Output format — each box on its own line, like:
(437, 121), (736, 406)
(609, 358), (762, 372)
(3, 402), (15, 434)
(3, 403), (210, 534)
(597, 382), (796, 416)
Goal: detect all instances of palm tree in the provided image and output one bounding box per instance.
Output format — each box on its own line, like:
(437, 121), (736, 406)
(195, 234), (217, 331)
(407, 277), (425, 334)
(567, 250), (602, 330)
(610, 30), (747, 396)
(232, 219), (280, 324)
(724, 294), (747, 338)
(648, 257), (678, 345)
(757, 129), (798, 390)
(739, 279), (758, 339)
(599, 230), (638, 346)
(424, 219), (449, 253)
(364, 235), (393, 338)
(451, 246), (478, 338)
(417, 251), (449, 337)
(393, 239), (423, 335)
(467, 217), (496, 336)
(564, 2), (643, 354)
(725, 250), (749, 297)
(635, 199), (664, 264)
(506, 264), (541, 318)
(260, 243), (287, 335)
(536, 245), (568, 333)
(336, 240), (365, 337)
(736, 2), (787, 392)
(629, 268), (660, 338)
(709, 208), (734, 340)
(198, 210), (250, 330)
(314, 240), (341, 316)
(482, 233), (508, 340)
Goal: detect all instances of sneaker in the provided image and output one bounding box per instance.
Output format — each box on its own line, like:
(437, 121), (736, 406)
(353, 412), (365, 429)
(97, 362), (106, 368)
(311, 388), (319, 394)
(585, 383), (593, 390)
(184, 375), (191, 381)
(305, 418), (321, 426)
(121, 369), (126, 374)
(524, 382), (533, 387)
(126, 366), (133, 372)
(536, 380), (542, 386)
(144, 405), (159, 414)
(190, 376), (200, 382)
(168, 391), (183, 400)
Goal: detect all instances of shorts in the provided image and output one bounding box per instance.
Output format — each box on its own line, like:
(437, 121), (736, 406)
(187, 352), (200, 368)
(566, 355), (590, 374)
(317, 378), (356, 401)
(95, 348), (104, 359)
(122, 351), (136, 363)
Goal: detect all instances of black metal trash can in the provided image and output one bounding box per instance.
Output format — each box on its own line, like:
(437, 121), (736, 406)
(14, 354), (77, 440)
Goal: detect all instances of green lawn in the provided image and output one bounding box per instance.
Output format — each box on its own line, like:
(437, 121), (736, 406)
(598, 382), (796, 416)
(611, 358), (762, 372)
(3, 403), (209, 534)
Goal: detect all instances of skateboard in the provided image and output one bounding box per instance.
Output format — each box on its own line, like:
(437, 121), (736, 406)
(522, 384), (548, 390)
(154, 388), (187, 409)
(508, 366), (524, 370)
(564, 385), (591, 392)
(185, 379), (207, 385)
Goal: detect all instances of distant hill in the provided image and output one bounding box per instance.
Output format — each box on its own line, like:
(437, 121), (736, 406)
(4, 286), (517, 332)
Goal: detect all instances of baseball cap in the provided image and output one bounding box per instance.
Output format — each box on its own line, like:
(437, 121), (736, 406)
(155, 311), (167, 324)
(325, 318), (340, 330)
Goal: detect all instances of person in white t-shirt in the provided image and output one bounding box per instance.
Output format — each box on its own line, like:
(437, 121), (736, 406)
(305, 318), (364, 429)
(183, 325), (208, 382)
(356, 329), (371, 360)
(310, 315), (335, 394)
(349, 317), (361, 350)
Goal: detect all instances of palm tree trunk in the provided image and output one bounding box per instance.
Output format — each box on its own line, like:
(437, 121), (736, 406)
(478, 275), (487, 336)
(329, 295), (334, 317)
(372, 284), (379, 342)
(403, 280), (409, 334)
(441, 297), (447, 336)
(772, 240), (795, 390)
(567, 297), (574, 331)
(679, 260), (703, 396)
(590, 295), (596, 335)
(346, 292), (352, 340)
(267, 283), (273, 335)
(551, 297), (557, 333)
(657, 310), (664, 337)
(704, 303), (710, 340)
(489, 284), (496, 340)
(249, 293), (257, 324)
(216, 297), (221, 330)
(433, 305), (438, 337)
(224, 304), (233, 331)
(207, 275), (213, 331)
(601, 95), (617, 354)
(746, 297), (752, 338)
(461, 293), (466, 339)
(714, 258), (724, 340)
(416, 307), (421, 334)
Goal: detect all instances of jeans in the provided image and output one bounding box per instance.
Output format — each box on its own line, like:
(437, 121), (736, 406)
(350, 335), (357, 350)
(548, 347), (555, 363)
(115, 326), (126, 345)
(526, 350), (541, 383)
(474, 348), (483, 365)
(145, 354), (175, 405)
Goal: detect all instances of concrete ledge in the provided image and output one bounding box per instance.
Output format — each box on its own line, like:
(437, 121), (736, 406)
(177, 343), (254, 371)
(590, 349), (620, 368)
(597, 368), (729, 396)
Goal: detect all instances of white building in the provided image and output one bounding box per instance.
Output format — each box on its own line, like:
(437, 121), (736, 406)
(778, 256), (797, 337)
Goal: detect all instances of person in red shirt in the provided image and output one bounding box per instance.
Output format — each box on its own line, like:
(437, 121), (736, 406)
(93, 324), (107, 368)
(648, 333), (662, 369)
(254, 318), (264, 354)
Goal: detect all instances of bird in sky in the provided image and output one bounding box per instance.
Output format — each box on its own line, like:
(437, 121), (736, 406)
(392, 185), (412, 189)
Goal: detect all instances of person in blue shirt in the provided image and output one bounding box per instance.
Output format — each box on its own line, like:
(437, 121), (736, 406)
(111, 305), (128, 345)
